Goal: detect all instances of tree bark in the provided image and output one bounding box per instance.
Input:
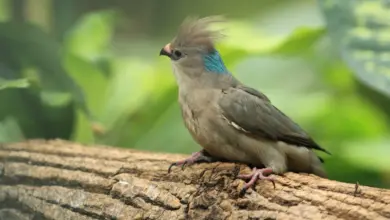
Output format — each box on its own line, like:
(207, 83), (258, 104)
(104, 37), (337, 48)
(0, 140), (389, 220)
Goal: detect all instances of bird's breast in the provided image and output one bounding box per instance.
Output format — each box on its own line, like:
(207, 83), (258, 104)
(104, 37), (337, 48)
(179, 90), (217, 146)
(180, 103), (199, 135)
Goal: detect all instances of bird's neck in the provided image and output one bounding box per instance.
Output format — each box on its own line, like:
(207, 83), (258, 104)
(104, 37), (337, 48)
(202, 50), (229, 74)
(175, 69), (232, 91)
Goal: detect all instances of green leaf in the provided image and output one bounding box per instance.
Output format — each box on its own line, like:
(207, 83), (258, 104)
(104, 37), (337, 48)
(0, 78), (29, 90)
(61, 10), (119, 141)
(318, 0), (390, 97)
(0, 21), (93, 118)
(99, 59), (155, 131)
(0, 22), (86, 140)
(0, 87), (74, 140)
(218, 26), (326, 69)
(270, 27), (326, 55)
(63, 10), (117, 61)
(63, 53), (108, 143)
(39, 91), (73, 107)
(96, 57), (179, 146)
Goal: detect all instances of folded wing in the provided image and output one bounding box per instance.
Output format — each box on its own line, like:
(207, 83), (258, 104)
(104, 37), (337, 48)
(218, 86), (330, 155)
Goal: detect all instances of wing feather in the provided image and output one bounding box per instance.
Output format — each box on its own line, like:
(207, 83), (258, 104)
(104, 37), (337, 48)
(219, 86), (330, 155)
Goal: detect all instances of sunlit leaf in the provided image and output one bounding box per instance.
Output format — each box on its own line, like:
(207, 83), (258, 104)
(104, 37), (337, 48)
(0, 78), (29, 90)
(63, 53), (108, 142)
(318, 0), (390, 97)
(39, 91), (72, 107)
(98, 57), (178, 146)
(62, 10), (119, 141)
(99, 59), (154, 131)
(63, 10), (117, 61)
(219, 26), (326, 70)
(270, 27), (326, 55)
(221, 21), (280, 53)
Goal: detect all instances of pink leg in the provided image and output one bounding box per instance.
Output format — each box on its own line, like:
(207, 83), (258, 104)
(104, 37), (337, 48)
(237, 168), (257, 179)
(237, 167), (275, 195)
(168, 150), (217, 173)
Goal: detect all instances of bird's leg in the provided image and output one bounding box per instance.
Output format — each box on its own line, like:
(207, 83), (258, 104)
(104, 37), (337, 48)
(168, 149), (218, 173)
(238, 167), (275, 195)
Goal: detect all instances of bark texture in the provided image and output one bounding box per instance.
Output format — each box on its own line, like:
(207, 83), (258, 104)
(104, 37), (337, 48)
(0, 139), (389, 220)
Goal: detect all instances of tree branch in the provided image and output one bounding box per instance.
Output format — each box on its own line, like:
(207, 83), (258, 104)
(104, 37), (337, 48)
(0, 140), (389, 220)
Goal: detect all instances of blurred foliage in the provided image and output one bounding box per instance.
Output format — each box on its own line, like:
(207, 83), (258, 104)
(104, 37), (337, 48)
(0, 77), (29, 90)
(319, 0), (390, 98)
(0, 0), (389, 189)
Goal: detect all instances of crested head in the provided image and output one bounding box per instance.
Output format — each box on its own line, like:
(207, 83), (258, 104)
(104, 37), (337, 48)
(171, 16), (225, 53)
(159, 16), (229, 75)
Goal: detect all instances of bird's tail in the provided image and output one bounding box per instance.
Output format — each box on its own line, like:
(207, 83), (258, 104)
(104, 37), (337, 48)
(286, 147), (328, 178)
(310, 153), (327, 178)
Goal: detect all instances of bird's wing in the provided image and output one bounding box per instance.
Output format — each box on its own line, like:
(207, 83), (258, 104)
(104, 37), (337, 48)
(218, 86), (330, 154)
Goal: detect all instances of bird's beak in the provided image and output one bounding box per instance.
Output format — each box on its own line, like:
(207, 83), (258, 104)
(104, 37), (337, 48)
(159, 43), (172, 58)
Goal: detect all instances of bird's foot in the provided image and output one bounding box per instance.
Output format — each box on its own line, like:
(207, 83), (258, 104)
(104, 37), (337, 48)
(238, 167), (275, 195)
(168, 150), (217, 173)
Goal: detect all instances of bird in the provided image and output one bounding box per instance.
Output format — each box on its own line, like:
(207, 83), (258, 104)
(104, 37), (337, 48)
(159, 16), (330, 194)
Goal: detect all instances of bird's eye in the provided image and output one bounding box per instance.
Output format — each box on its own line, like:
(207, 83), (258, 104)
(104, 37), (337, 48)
(173, 50), (182, 57)
(171, 50), (183, 60)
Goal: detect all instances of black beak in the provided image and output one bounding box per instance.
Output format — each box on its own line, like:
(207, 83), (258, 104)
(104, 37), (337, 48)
(159, 48), (171, 57)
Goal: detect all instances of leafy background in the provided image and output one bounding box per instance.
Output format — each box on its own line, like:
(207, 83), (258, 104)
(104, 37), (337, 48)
(1, 0), (389, 188)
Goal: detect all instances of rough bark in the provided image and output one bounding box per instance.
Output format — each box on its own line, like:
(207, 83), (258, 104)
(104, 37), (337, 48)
(0, 140), (389, 220)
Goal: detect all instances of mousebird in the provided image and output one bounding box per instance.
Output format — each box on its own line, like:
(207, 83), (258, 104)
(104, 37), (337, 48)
(159, 16), (330, 193)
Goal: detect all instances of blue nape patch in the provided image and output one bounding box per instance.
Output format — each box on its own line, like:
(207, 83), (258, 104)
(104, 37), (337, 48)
(202, 50), (229, 74)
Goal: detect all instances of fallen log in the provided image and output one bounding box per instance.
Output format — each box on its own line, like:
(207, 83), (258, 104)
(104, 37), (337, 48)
(0, 140), (389, 220)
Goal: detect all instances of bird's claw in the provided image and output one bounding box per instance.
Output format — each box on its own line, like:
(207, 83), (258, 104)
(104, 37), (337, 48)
(181, 161), (188, 170)
(238, 167), (275, 195)
(167, 160), (191, 173)
(168, 162), (177, 174)
(167, 150), (219, 173)
(167, 151), (201, 173)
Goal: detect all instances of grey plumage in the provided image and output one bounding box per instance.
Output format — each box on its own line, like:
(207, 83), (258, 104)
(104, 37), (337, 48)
(160, 16), (329, 183)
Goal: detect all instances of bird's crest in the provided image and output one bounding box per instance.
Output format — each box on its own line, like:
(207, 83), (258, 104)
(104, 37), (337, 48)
(171, 16), (226, 53)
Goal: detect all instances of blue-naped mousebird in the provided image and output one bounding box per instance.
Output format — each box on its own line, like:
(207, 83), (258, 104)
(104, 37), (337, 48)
(159, 16), (330, 194)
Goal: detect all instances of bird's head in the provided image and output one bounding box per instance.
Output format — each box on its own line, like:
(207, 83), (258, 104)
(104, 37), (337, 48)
(159, 16), (230, 78)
